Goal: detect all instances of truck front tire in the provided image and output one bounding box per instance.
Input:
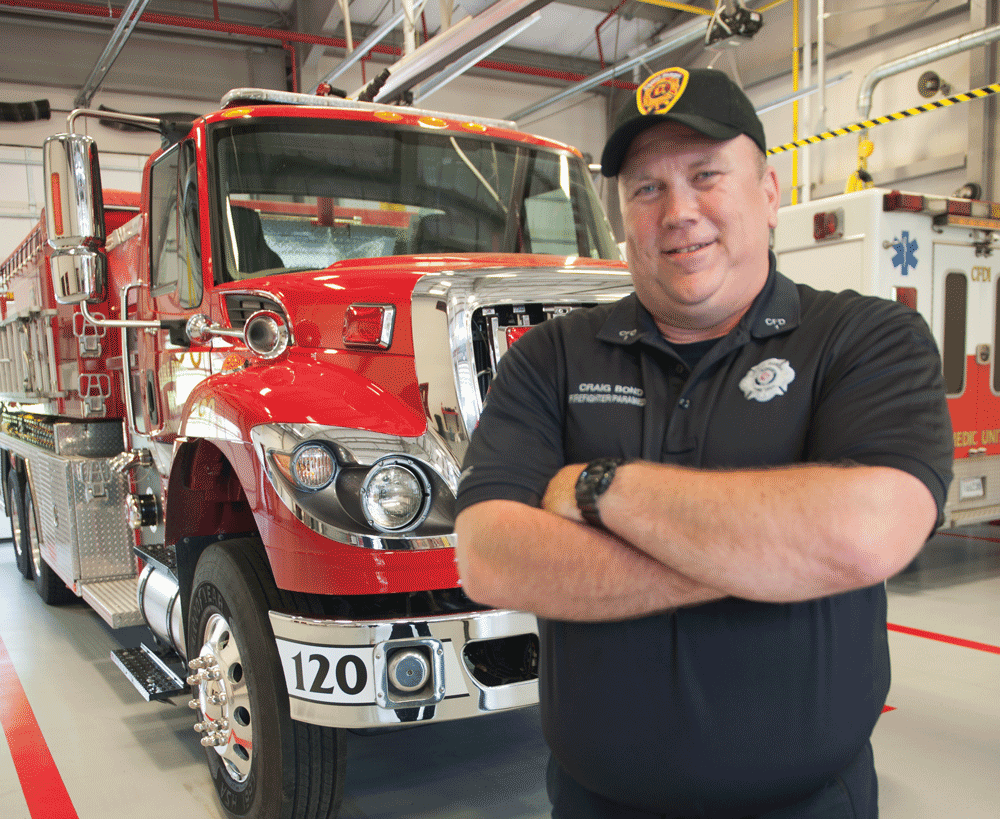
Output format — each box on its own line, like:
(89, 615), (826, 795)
(6, 467), (32, 580)
(187, 537), (346, 819)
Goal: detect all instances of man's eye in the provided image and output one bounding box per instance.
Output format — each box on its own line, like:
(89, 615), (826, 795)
(694, 170), (719, 183)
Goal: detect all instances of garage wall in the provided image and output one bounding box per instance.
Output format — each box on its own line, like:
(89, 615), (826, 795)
(754, 10), (981, 207)
(0, 81), (157, 263)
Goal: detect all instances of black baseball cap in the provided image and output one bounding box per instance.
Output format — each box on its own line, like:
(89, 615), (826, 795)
(601, 67), (766, 177)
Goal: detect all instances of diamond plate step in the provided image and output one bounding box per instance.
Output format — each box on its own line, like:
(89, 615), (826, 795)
(80, 577), (143, 629)
(111, 644), (189, 702)
(135, 543), (176, 576)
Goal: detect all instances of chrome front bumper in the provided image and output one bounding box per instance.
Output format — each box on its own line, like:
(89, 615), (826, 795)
(269, 607), (539, 729)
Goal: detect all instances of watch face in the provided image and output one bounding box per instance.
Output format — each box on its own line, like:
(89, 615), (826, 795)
(590, 459), (618, 494)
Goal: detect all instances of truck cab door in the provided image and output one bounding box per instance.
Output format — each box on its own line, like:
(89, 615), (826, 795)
(127, 138), (210, 439)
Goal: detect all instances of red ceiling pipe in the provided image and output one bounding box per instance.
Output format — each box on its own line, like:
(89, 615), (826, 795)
(283, 41), (298, 93)
(595, 0), (630, 69)
(1, 0), (367, 49)
(479, 58), (636, 90)
(1, 0), (637, 92)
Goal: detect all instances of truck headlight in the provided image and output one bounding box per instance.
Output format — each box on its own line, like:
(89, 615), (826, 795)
(360, 458), (429, 532)
(291, 444), (337, 491)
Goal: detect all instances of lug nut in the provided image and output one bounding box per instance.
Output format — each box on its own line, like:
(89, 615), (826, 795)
(204, 668), (222, 681)
(201, 733), (226, 747)
(188, 699), (201, 710)
(186, 673), (204, 686)
(209, 693), (228, 705)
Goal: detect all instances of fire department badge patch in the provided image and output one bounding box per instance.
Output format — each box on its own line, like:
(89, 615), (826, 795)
(636, 67), (690, 116)
(739, 358), (795, 402)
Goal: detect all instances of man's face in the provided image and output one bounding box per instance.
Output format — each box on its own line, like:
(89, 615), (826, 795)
(617, 121), (779, 342)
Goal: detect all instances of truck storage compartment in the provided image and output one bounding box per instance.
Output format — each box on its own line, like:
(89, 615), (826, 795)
(0, 412), (141, 627)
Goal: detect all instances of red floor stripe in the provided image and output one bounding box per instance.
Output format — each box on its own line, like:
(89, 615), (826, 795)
(0, 632), (79, 819)
(887, 622), (1000, 654)
(936, 531), (1000, 544)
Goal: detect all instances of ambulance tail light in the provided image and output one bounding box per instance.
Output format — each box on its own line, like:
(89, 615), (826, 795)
(813, 209), (843, 241)
(892, 287), (917, 311)
(883, 191), (925, 212)
(343, 304), (395, 349)
(883, 190), (1000, 229)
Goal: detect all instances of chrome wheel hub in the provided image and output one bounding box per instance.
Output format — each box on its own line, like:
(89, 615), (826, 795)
(187, 613), (253, 782)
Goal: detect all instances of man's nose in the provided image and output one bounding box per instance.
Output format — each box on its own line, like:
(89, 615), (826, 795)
(659, 186), (698, 228)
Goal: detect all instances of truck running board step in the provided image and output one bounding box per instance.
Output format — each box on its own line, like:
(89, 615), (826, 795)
(80, 578), (144, 629)
(111, 644), (189, 702)
(135, 543), (177, 576)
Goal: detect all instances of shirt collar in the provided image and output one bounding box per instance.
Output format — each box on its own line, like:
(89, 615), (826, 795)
(597, 252), (801, 347)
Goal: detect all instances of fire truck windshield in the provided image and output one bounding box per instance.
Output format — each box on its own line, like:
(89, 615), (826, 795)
(210, 117), (620, 282)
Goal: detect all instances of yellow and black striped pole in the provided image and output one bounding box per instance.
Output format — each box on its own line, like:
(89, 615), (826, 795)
(765, 81), (1000, 156)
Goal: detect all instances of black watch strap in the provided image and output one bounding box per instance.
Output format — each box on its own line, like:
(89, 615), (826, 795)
(575, 457), (630, 527)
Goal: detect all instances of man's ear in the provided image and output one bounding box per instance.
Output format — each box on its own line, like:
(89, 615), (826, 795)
(764, 165), (780, 229)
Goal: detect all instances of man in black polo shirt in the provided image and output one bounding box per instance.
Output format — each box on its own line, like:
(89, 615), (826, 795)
(455, 67), (953, 819)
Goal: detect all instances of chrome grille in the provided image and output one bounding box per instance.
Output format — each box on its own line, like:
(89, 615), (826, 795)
(471, 303), (586, 400)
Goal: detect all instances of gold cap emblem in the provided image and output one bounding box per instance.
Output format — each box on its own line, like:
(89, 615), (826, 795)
(636, 68), (690, 116)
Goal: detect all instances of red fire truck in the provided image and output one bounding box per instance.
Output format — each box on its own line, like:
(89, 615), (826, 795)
(774, 187), (1000, 527)
(0, 87), (630, 819)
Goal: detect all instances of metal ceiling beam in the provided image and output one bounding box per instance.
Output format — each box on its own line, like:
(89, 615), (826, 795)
(74, 0), (152, 108)
(357, 0), (552, 103)
(534, 0), (675, 25)
(413, 10), (542, 103)
(313, 7), (409, 90)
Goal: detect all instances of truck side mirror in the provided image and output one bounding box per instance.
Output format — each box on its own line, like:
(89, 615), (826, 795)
(43, 133), (107, 304)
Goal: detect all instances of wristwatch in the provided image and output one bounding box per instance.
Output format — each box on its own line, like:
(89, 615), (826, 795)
(575, 457), (630, 528)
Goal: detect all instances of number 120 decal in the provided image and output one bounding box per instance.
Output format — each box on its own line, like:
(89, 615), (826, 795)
(277, 640), (375, 704)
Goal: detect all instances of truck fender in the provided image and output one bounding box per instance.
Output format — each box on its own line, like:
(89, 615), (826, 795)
(176, 357), (426, 442)
(165, 440), (257, 643)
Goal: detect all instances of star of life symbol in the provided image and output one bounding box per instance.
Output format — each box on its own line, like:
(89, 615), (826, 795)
(739, 358), (795, 402)
(891, 230), (918, 275)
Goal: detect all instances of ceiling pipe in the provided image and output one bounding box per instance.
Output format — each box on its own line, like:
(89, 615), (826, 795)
(2, 0), (362, 49)
(508, 15), (709, 123)
(361, 0), (551, 104)
(595, 0), (630, 69)
(74, 0), (151, 108)
(283, 41), (299, 94)
(413, 10), (541, 103)
(858, 23), (1000, 119)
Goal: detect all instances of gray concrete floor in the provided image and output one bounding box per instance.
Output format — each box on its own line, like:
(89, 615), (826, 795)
(1, 523), (997, 819)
